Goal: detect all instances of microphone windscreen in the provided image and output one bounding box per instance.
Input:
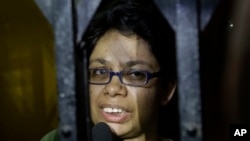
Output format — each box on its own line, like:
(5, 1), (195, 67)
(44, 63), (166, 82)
(92, 122), (113, 141)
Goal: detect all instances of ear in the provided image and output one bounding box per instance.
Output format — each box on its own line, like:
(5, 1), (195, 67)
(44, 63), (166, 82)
(161, 81), (177, 105)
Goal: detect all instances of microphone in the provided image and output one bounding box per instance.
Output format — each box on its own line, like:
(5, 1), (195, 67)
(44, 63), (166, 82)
(92, 122), (113, 141)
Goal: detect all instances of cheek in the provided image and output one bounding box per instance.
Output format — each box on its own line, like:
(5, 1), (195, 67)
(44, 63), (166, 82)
(134, 87), (161, 121)
(89, 85), (103, 123)
(89, 86), (97, 105)
(89, 85), (103, 100)
(137, 92), (159, 113)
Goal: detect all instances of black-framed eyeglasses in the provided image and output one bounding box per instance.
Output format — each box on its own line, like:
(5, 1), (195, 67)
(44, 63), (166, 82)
(88, 68), (160, 86)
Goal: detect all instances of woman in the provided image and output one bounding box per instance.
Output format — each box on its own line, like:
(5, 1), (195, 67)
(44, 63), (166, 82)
(41, 0), (177, 140)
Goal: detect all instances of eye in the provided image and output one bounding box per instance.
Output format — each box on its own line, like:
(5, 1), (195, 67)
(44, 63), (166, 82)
(89, 69), (109, 77)
(124, 70), (147, 81)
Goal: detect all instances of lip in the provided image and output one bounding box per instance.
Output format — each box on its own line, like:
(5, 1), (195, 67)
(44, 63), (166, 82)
(99, 103), (131, 123)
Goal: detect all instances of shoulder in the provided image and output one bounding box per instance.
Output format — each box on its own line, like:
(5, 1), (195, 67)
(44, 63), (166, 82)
(165, 139), (174, 141)
(159, 136), (174, 141)
(163, 138), (174, 141)
(40, 129), (59, 141)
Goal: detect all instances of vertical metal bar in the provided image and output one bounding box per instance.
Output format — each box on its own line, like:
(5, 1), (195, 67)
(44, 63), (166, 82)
(155, 0), (218, 140)
(34, 0), (54, 25)
(35, 0), (101, 141)
(50, 0), (77, 140)
(35, 0), (78, 140)
(155, 0), (202, 140)
(154, 0), (177, 30)
(75, 0), (101, 43)
(200, 0), (220, 30)
(175, 0), (202, 140)
(74, 1), (101, 141)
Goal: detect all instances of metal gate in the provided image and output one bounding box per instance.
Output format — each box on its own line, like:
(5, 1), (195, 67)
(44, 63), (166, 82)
(34, 0), (220, 141)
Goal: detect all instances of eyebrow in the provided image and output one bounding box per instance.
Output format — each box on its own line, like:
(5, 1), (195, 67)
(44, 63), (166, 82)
(89, 59), (153, 69)
(125, 60), (153, 69)
(89, 58), (108, 65)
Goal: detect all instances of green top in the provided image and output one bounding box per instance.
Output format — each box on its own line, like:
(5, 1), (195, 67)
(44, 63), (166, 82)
(40, 129), (173, 141)
(40, 129), (59, 141)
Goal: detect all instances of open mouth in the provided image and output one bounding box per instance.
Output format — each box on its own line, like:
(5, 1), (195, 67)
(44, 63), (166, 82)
(103, 107), (125, 114)
(100, 106), (131, 123)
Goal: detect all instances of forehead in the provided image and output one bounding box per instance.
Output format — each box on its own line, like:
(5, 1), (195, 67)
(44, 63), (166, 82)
(90, 30), (160, 70)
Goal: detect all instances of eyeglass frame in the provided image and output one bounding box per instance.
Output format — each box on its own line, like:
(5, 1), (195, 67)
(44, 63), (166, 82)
(88, 69), (160, 87)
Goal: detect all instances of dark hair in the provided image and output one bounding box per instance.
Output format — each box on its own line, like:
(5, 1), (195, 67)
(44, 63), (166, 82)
(83, 0), (176, 84)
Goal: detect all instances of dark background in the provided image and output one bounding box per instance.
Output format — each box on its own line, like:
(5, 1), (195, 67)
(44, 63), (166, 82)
(0, 0), (249, 141)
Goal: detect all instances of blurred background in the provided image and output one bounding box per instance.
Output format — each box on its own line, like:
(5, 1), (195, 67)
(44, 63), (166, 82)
(0, 1), (58, 141)
(0, 0), (249, 141)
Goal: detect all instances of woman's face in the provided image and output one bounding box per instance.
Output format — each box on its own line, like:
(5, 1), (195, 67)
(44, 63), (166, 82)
(89, 29), (163, 139)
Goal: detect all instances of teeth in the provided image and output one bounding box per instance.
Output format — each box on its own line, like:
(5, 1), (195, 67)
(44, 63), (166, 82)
(103, 107), (124, 113)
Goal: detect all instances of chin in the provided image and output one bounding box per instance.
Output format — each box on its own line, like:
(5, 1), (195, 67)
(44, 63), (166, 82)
(106, 122), (130, 136)
(107, 122), (141, 139)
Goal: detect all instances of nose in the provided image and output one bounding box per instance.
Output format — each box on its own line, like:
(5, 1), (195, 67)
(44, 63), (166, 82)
(103, 75), (127, 97)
